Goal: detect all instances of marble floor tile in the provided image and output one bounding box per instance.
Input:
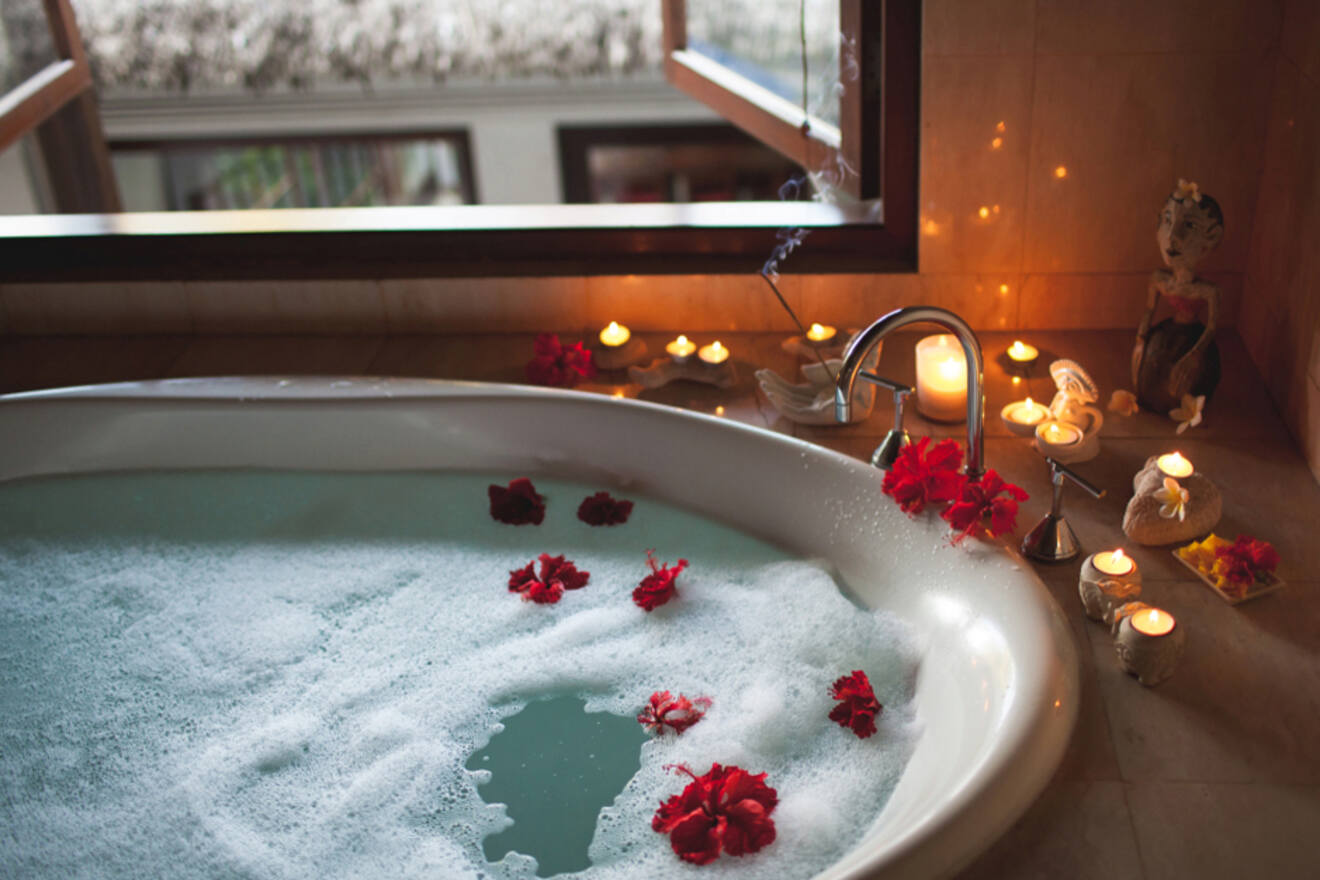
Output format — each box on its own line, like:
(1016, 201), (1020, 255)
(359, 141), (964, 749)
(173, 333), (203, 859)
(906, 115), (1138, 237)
(1088, 581), (1320, 785)
(955, 781), (1144, 879)
(1126, 782), (1320, 880)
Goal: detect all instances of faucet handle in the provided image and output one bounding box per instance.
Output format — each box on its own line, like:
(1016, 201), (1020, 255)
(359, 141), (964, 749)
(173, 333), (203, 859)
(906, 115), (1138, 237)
(1021, 457), (1106, 563)
(860, 373), (915, 470)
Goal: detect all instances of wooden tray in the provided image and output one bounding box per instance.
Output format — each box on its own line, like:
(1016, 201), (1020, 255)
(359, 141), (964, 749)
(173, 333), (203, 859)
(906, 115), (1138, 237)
(1172, 550), (1286, 605)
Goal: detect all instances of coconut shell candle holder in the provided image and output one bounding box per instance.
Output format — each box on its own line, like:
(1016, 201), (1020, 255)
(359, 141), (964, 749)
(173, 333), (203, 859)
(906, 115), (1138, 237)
(1122, 454), (1221, 545)
(1114, 606), (1186, 686)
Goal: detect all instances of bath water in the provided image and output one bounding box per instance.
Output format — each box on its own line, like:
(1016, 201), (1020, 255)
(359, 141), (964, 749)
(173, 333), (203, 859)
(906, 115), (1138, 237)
(0, 470), (921, 879)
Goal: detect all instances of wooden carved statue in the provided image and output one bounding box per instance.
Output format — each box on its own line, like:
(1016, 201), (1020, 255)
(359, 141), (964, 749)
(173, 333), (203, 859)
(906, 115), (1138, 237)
(1131, 180), (1223, 413)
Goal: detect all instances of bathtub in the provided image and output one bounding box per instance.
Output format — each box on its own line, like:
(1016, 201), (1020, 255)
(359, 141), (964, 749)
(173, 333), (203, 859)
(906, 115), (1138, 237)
(0, 377), (1077, 879)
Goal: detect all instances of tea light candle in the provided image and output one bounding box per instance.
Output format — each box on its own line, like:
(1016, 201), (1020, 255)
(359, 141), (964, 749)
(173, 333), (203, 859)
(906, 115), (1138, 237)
(598, 321), (631, 348)
(1036, 420), (1082, 447)
(665, 335), (697, 362)
(914, 334), (967, 422)
(1079, 548), (1143, 623)
(1115, 605), (1185, 686)
(1000, 397), (1047, 436)
(1007, 340), (1039, 364)
(1094, 548), (1134, 576)
(698, 340), (730, 366)
(1157, 451), (1194, 478)
(806, 323), (837, 344)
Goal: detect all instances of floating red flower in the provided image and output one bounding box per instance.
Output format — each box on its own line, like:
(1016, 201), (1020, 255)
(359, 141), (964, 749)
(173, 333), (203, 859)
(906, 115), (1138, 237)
(577, 491), (634, 526)
(941, 468), (1029, 544)
(828, 669), (882, 739)
(632, 550), (688, 611)
(507, 553), (590, 604)
(1214, 534), (1280, 587)
(488, 478), (546, 525)
(881, 437), (966, 515)
(524, 333), (597, 388)
(638, 690), (710, 736)
(652, 763), (778, 865)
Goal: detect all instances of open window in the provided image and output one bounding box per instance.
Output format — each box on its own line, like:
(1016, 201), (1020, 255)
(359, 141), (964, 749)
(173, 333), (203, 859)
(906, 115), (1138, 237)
(0, 0), (119, 211)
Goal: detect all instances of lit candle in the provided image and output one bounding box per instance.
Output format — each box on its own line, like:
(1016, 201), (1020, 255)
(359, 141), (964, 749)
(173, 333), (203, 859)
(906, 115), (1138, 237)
(599, 321), (630, 348)
(1131, 607), (1175, 637)
(698, 340), (730, 366)
(1036, 420), (1082, 447)
(1093, 548), (1135, 576)
(665, 335), (696, 362)
(1000, 397), (1048, 437)
(914, 334), (967, 422)
(1007, 340), (1038, 363)
(1156, 451), (1194, 478)
(806, 323), (837, 344)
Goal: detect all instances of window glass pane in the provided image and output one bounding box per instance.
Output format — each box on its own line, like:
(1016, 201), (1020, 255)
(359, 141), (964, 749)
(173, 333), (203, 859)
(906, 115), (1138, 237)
(686, 0), (841, 127)
(111, 137), (471, 212)
(0, 0), (59, 94)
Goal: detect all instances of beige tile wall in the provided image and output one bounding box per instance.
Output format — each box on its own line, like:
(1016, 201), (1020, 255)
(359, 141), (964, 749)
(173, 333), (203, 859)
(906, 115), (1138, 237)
(0, 1), (1283, 339)
(1240, 0), (1320, 482)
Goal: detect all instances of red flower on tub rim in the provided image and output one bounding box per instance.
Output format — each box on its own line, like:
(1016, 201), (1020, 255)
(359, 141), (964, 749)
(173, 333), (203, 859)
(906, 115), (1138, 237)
(941, 468), (1029, 544)
(1214, 534), (1280, 587)
(638, 690), (710, 736)
(828, 669), (882, 739)
(508, 553), (590, 604)
(525, 333), (597, 388)
(652, 763), (778, 865)
(488, 478), (546, 525)
(633, 550), (688, 611)
(881, 437), (965, 515)
(577, 491), (634, 526)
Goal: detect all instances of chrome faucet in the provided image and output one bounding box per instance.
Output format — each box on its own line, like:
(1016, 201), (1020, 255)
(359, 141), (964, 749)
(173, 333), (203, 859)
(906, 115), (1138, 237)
(835, 306), (986, 480)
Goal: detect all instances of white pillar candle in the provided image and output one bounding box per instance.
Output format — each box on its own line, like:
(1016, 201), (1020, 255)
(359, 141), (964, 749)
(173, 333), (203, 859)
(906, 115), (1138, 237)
(914, 334), (967, 422)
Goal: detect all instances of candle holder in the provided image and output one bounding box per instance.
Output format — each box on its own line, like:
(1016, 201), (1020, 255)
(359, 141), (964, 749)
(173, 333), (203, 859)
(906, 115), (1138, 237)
(594, 337), (648, 371)
(628, 356), (738, 390)
(1078, 550), (1143, 623)
(1030, 360), (1103, 462)
(1114, 606), (1185, 686)
(1122, 454), (1222, 545)
(1000, 398), (1048, 437)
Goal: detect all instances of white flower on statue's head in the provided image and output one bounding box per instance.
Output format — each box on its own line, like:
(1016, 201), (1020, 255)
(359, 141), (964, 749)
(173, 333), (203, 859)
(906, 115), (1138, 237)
(1108, 389), (1138, 417)
(1155, 477), (1190, 521)
(1170, 394), (1205, 434)
(1174, 179), (1202, 205)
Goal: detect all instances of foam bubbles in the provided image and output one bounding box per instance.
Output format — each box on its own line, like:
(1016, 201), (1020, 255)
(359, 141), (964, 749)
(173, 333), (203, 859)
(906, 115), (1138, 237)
(0, 471), (921, 879)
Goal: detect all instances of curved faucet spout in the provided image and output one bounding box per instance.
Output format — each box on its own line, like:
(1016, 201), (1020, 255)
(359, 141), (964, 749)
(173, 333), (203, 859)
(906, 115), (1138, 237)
(834, 306), (986, 479)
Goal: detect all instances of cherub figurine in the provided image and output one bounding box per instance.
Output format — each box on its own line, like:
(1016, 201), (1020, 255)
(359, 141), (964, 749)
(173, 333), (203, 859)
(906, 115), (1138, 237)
(1131, 180), (1223, 412)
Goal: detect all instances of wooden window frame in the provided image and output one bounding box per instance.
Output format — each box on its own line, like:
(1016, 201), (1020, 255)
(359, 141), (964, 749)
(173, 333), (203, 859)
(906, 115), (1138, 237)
(0, 0), (917, 280)
(0, 0), (119, 212)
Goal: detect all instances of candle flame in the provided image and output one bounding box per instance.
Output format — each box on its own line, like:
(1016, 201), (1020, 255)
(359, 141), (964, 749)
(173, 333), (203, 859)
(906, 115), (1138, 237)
(1113, 548), (1127, 565)
(810, 323), (825, 335)
(676, 335), (689, 345)
(711, 341), (725, 355)
(938, 356), (961, 380)
(1145, 609), (1159, 626)
(607, 321), (621, 332)
(1025, 397), (1035, 408)
(1011, 340), (1026, 355)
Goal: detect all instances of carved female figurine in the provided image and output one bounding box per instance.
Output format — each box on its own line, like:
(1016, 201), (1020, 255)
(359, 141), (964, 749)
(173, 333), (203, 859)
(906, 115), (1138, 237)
(1131, 180), (1223, 412)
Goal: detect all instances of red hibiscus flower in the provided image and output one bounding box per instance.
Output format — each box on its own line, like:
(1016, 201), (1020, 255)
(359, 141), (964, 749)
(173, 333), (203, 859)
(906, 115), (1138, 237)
(652, 763), (777, 865)
(881, 437), (966, 515)
(638, 690), (710, 736)
(828, 669), (882, 739)
(488, 478), (546, 525)
(507, 553), (590, 604)
(1214, 535), (1280, 586)
(941, 469), (1029, 544)
(632, 550), (688, 611)
(525, 333), (597, 388)
(577, 491), (634, 526)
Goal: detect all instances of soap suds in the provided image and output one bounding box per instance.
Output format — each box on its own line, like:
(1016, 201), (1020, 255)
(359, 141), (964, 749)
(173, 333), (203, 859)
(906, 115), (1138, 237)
(0, 471), (921, 879)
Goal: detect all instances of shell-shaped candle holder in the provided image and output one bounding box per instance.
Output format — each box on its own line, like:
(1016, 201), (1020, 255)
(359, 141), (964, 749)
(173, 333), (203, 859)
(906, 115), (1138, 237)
(1031, 359), (1103, 462)
(1114, 612), (1186, 686)
(1122, 456), (1221, 545)
(1078, 554), (1143, 624)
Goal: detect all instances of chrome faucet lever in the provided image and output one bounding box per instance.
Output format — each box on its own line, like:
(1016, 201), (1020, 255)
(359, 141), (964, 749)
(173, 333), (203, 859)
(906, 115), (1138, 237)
(836, 306), (986, 479)
(858, 372), (914, 470)
(1021, 457), (1105, 563)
